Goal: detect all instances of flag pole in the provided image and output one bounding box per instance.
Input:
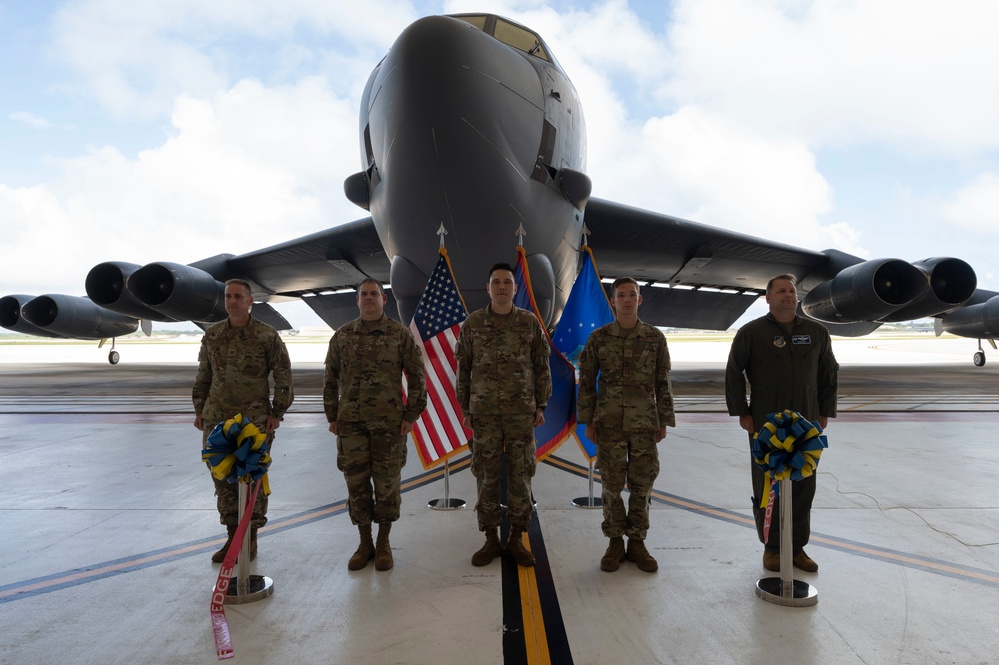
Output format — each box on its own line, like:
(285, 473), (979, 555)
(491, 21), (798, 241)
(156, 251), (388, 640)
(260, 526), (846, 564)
(424, 223), (467, 510)
(571, 458), (603, 508)
(427, 455), (466, 510)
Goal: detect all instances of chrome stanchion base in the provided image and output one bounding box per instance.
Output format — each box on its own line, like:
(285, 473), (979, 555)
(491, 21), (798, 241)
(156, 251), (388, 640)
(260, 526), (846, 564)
(571, 496), (603, 508)
(224, 575), (274, 605)
(427, 498), (466, 510)
(755, 577), (817, 607)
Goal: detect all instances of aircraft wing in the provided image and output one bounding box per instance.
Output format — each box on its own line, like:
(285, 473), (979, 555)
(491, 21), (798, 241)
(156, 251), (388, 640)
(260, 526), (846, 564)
(582, 198), (834, 330)
(225, 217), (396, 327)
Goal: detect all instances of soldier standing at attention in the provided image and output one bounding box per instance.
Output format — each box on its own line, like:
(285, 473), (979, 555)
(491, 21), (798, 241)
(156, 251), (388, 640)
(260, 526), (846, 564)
(193, 278), (294, 563)
(324, 278), (427, 571)
(725, 274), (838, 573)
(456, 263), (551, 568)
(577, 277), (675, 573)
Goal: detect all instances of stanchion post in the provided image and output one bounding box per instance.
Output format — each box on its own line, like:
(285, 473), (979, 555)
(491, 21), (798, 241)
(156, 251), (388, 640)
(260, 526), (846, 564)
(755, 478), (817, 607)
(428, 456), (466, 510)
(225, 480), (274, 605)
(571, 459), (603, 508)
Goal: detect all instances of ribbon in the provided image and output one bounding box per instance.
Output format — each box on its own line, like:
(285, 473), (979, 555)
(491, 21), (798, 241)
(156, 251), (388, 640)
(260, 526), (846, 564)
(202, 413), (272, 496)
(209, 479), (262, 660)
(751, 410), (828, 542)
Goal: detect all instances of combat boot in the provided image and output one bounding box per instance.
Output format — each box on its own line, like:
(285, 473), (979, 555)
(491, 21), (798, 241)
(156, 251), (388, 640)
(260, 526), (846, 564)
(374, 523), (393, 571)
(249, 528), (258, 561)
(600, 536), (626, 572)
(348, 524), (375, 570)
(471, 527), (503, 566)
(626, 538), (658, 573)
(506, 528), (535, 567)
(211, 525), (237, 563)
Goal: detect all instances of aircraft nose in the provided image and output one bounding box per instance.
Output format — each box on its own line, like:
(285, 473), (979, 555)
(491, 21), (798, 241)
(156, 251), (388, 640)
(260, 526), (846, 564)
(367, 16), (549, 318)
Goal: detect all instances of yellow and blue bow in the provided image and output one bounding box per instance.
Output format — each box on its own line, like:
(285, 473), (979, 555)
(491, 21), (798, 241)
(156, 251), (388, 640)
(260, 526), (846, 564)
(202, 413), (272, 495)
(751, 410), (828, 507)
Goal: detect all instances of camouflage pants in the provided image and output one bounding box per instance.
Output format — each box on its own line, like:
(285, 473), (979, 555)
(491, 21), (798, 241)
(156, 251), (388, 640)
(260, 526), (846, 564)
(597, 431), (660, 540)
(205, 427), (273, 528)
(470, 414), (537, 531)
(337, 421), (408, 526)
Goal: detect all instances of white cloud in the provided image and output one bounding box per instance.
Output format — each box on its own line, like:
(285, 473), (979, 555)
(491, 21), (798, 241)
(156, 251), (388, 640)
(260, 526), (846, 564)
(0, 76), (363, 296)
(48, 0), (418, 117)
(662, 0), (999, 154)
(9, 112), (57, 129)
(940, 172), (999, 233)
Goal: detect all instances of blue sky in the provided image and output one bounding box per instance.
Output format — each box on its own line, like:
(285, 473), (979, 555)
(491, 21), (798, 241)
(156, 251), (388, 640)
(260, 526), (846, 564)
(2, 0), (998, 330)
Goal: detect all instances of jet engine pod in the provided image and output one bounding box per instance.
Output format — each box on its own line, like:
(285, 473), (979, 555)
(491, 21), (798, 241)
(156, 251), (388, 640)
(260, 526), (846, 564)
(939, 295), (999, 339)
(801, 259), (927, 323)
(86, 261), (176, 321)
(880, 257), (977, 322)
(127, 262), (227, 323)
(0, 294), (66, 337)
(20, 294), (139, 339)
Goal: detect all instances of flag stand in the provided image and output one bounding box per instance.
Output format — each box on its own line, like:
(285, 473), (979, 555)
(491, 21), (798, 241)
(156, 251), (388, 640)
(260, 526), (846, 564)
(571, 459), (602, 508)
(428, 456), (465, 510)
(226, 481), (273, 604)
(755, 478), (817, 607)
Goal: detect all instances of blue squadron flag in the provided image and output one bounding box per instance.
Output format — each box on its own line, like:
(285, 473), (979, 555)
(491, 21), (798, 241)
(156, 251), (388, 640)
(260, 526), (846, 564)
(513, 245), (576, 460)
(553, 245), (614, 461)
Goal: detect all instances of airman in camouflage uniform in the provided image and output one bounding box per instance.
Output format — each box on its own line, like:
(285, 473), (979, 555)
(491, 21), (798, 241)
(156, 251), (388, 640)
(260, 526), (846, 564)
(324, 278), (427, 571)
(193, 279), (294, 563)
(456, 263), (551, 568)
(725, 274), (838, 573)
(578, 277), (675, 573)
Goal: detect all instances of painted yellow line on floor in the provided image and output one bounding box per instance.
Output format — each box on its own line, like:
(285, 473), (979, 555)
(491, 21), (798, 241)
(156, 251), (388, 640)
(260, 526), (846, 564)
(517, 532), (552, 665)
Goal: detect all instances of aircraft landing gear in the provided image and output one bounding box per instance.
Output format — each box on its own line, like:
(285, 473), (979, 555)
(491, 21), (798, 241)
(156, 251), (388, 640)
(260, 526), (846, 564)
(973, 340), (986, 367)
(107, 338), (120, 365)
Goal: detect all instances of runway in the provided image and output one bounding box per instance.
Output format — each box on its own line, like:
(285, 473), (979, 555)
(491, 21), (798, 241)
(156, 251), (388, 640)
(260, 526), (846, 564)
(1, 335), (997, 664)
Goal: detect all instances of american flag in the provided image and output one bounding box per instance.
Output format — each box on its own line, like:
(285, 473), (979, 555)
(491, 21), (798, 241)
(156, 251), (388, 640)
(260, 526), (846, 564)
(406, 248), (473, 469)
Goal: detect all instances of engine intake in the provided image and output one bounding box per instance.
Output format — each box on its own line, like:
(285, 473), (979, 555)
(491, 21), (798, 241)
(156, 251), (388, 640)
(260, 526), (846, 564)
(881, 258), (977, 322)
(127, 262), (227, 323)
(86, 262), (177, 321)
(20, 294), (139, 339)
(0, 295), (65, 337)
(801, 259), (926, 323)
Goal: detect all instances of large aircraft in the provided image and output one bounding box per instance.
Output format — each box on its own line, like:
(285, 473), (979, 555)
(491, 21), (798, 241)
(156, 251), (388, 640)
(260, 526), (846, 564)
(2, 13), (998, 365)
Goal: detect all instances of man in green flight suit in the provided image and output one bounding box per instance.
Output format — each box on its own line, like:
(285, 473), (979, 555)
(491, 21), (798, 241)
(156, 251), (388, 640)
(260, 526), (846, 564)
(725, 274), (838, 573)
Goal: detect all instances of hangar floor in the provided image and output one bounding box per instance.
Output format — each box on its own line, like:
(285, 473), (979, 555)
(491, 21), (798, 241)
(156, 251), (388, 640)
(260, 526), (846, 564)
(1, 336), (996, 665)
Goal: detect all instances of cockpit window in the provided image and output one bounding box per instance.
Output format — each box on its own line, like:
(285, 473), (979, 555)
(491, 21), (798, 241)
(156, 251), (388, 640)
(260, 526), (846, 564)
(450, 14), (552, 63)
(454, 14), (488, 31)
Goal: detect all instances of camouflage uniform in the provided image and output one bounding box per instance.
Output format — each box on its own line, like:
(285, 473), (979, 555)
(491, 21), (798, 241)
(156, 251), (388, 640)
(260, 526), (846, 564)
(725, 313), (838, 551)
(578, 320), (675, 540)
(193, 316), (294, 528)
(456, 307), (551, 531)
(324, 315), (427, 526)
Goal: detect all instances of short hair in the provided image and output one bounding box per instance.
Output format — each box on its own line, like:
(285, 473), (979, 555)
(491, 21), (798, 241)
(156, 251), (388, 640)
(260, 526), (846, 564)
(357, 278), (385, 296)
(766, 274), (797, 293)
(487, 262), (516, 280)
(224, 278), (252, 296)
(611, 276), (640, 296)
